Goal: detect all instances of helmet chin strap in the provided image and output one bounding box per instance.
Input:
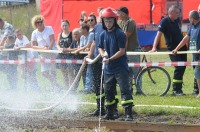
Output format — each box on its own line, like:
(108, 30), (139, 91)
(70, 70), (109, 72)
(107, 25), (115, 31)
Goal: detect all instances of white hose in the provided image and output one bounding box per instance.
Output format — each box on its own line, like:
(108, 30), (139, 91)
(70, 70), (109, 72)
(0, 54), (101, 112)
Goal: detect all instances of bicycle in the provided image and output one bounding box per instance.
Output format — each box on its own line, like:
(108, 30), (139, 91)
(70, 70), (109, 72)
(130, 53), (171, 96)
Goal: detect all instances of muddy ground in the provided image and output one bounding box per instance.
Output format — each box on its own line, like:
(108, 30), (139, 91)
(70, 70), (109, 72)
(0, 108), (200, 132)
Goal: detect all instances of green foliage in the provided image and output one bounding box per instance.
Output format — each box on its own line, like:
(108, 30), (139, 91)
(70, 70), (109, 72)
(0, 3), (39, 39)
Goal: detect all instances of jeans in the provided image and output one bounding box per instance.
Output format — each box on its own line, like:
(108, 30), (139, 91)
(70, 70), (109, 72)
(127, 48), (141, 92)
(85, 64), (93, 91)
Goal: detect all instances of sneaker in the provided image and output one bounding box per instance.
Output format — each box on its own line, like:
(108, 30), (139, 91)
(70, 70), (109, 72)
(79, 89), (92, 94)
(135, 91), (142, 95)
(172, 91), (186, 96)
(192, 90), (199, 95)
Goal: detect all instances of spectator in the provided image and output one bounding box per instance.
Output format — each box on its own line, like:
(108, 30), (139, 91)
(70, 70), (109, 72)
(97, 7), (104, 23)
(117, 6), (141, 95)
(56, 20), (73, 89)
(0, 18), (15, 46)
(86, 9), (106, 116)
(0, 35), (18, 91)
(75, 23), (94, 93)
(31, 15), (61, 92)
(98, 7), (133, 121)
(192, 5), (200, 95)
(68, 28), (85, 92)
(150, 5), (187, 96)
(172, 10), (200, 98)
(14, 29), (40, 92)
(78, 11), (87, 26)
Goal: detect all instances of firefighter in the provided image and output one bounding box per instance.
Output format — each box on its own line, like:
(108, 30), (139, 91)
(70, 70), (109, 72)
(98, 7), (134, 121)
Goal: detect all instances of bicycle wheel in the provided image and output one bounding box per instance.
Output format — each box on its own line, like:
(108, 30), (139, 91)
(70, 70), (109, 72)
(136, 66), (171, 96)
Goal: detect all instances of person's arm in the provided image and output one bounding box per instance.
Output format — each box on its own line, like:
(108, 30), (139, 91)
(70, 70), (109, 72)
(56, 33), (62, 51)
(98, 47), (105, 57)
(125, 20), (134, 48)
(48, 34), (55, 50)
(31, 40), (45, 49)
(75, 43), (91, 53)
(109, 48), (125, 60)
(150, 31), (163, 52)
(172, 35), (190, 54)
(87, 41), (95, 58)
(0, 37), (7, 46)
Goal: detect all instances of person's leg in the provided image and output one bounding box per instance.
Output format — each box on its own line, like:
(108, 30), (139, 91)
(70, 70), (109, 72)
(41, 62), (61, 92)
(7, 65), (18, 91)
(90, 62), (105, 116)
(169, 54), (187, 96)
(115, 70), (134, 121)
(194, 66), (200, 97)
(84, 64), (93, 93)
(127, 49), (141, 94)
(103, 73), (116, 120)
(61, 68), (69, 89)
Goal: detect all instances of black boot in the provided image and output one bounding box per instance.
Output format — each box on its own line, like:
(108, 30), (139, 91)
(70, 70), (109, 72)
(89, 98), (106, 116)
(172, 83), (185, 96)
(103, 105), (115, 120)
(124, 105), (133, 121)
(192, 78), (199, 95)
(113, 99), (119, 119)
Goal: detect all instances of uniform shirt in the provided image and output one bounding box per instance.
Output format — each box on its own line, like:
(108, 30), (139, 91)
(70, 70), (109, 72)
(118, 18), (139, 51)
(0, 22), (14, 41)
(99, 28), (128, 74)
(93, 24), (104, 58)
(187, 22), (200, 61)
(158, 16), (187, 51)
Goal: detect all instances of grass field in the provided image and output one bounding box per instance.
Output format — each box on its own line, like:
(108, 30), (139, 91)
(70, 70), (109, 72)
(0, 3), (200, 120)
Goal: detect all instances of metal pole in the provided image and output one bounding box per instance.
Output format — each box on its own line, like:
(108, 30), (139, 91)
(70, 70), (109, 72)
(150, 0), (153, 24)
(24, 50), (28, 92)
(27, 2), (30, 35)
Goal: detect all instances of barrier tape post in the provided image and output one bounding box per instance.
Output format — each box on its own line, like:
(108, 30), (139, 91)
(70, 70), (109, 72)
(24, 50), (28, 92)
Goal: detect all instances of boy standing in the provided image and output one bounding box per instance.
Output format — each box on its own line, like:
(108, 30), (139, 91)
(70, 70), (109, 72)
(98, 7), (134, 121)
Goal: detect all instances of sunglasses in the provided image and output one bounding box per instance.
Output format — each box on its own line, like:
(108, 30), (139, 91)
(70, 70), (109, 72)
(36, 20), (43, 24)
(88, 19), (94, 22)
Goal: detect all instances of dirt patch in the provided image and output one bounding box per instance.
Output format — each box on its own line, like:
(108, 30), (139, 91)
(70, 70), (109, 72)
(0, 108), (200, 131)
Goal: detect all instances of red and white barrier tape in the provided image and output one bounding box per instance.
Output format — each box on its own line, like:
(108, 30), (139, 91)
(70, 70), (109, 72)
(128, 62), (200, 67)
(0, 60), (25, 64)
(27, 58), (83, 64)
(1, 58), (200, 67)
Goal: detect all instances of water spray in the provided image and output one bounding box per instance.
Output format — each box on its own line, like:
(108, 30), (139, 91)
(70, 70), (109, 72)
(0, 54), (101, 112)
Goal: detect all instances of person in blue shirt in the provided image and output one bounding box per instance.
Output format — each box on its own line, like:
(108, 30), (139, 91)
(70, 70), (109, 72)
(172, 10), (200, 98)
(98, 7), (133, 121)
(151, 5), (187, 96)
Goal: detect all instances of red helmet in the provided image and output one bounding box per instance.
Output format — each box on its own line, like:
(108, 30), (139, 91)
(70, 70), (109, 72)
(101, 7), (118, 19)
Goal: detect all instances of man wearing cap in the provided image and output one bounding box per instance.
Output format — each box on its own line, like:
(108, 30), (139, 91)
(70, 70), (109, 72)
(117, 6), (141, 95)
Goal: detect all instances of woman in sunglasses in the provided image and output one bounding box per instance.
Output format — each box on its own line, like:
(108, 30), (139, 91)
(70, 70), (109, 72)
(31, 15), (61, 92)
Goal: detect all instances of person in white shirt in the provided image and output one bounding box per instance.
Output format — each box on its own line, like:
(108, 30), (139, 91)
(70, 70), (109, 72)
(14, 29), (40, 92)
(31, 15), (61, 92)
